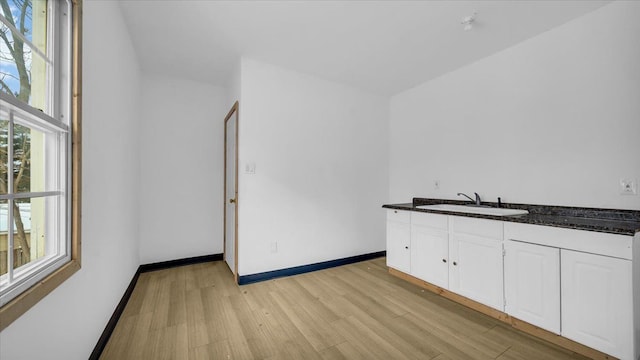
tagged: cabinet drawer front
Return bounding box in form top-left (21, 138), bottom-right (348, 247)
top-left (387, 209), bottom-right (410, 223)
top-left (411, 211), bottom-right (448, 230)
top-left (451, 216), bottom-right (503, 240)
top-left (504, 222), bottom-right (632, 260)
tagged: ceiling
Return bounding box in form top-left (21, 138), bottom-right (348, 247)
top-left (119, 0), bottom-right (611, 96)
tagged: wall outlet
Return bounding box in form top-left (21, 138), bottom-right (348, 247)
top-left (270, 242), bottom-right (278, 253)
top-left (619, 178), bottom-right (637, 195)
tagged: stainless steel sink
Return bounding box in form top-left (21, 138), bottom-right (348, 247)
top-left (416, 204), bottom-right (529, 216)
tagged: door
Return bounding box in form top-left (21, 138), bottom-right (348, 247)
top-left (561, 249), bottom-right (633, 359)
top-left (224, 102), bottom-right (239, 280)
top-left (504, 240), bottom-right (560, 334)
top-left (386, 210), bottom-right (411, 273)
top-left (410, 213), bottom-right (449, 288)
top-left (449, 217), bottom-right (504, 311)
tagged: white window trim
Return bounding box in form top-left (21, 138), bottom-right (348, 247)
top-left (0, 0), bottom-right (81, 330)
top-left (0, 0), bottom-right (71, 305)
top-left (0, 93), bottom-right (70, 307)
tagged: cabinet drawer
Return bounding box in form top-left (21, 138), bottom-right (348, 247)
top-left (451, 216), bottom-right (503, 240)
top-left (387, 209), bottom-right (410, 223)
top-left (504, 222), bottom-right (632, 260)
top-left (411, 211), bottom-right (448, 230)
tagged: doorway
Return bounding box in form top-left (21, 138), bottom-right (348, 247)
top-left (223, 101), bottom-right (239, 281)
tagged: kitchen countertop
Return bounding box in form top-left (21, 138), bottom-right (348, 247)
top-left (383, 198), bottom-right (640, 236)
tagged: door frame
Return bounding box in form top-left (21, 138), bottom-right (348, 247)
top-left (223, 101), bottom-right (239, 282)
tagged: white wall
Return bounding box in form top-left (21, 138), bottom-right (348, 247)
top-left (237, 58), bottom-right (389, 276)
top-left (390, 1), bottom-right (640, 210)
top-left (139, 75), bottom-right (228, 264)
top-left (0, 2), bottom-right (142, 359)
top-left (227, 59), bottom-right (241, 110)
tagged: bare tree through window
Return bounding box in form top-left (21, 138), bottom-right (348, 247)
top-left (1, 0), bottom-right (38, 270)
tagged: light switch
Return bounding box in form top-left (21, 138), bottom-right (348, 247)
top-left (245, 162), bottom-right (256, 174)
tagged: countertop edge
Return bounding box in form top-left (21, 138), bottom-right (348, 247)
top-left (382, 203), bottom-right (640, 237)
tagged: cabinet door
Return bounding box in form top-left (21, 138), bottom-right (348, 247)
top-left (386, 211), bottom-right (410, 273)
top-left (504, 240), bottom-right (560, 334)
top-left (411, 223), bottom-right (448, 288)
top-left (449, 231), bottom-right (504, 311)
top-left (561, 250), bottom-right (633, 360)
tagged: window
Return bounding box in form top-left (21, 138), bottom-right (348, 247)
top-left (0, 0), bottom-right (80, 329)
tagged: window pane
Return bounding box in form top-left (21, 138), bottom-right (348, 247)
top-left (0, 0), bottom-right (71, 312)
top-left (13, 197), bottom-right (47, 271)
top-left (0, 0), bottom-right (49, 113)
top-left (0, 199), bottom-right (7, 277)
top-left (0, 119), bottom-right (7, 195)
top-left (13, 123), bottom-right (46, 193)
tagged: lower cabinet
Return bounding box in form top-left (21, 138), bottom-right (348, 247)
top-left (449, 217), bottom-right (504, 311)
top-left (503, 240), bottom-right (560, 334)
top-left (386, 210), bottom-right (411, 274)
top-left (561, 249), bottom-right (634, 360)
top-left (505, 222), bottom-right (637, 359)
top-left (386, 211), bottom-right (638, 359)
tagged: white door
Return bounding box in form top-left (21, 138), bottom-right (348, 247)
top-left (386, 211), bottom-right (411, 274)
top-left (410, 224), bottom-right (448, 288)
top-left (224, 103), bottom-right (238, 278)
top-left (504, 240), bottom-right (560, 334)
top-left (561, 249), bottom-right (633, 360)
top-left (449, 232), bottom-right (504, 310)
top-left (449, 217), bottom-right (504, 310)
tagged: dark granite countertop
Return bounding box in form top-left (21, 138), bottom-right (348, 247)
top-left (383, 198), bottom-right (640, 236)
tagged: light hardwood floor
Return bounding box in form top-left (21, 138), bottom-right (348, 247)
top-left (100, 258), bottom-right (589, 360)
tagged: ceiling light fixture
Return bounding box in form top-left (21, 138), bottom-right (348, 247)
top-left (461, 12), bottom-right (477, 31)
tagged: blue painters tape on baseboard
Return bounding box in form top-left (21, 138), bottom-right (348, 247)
top-left (237, 250), bottom-right (386, 285)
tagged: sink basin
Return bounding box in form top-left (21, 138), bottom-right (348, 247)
top-left (416, 204), bottom-right (529, 217)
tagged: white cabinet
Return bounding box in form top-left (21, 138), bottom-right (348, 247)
top-left (386, 210), bottom-right (411, 274)
top-left (505, 222), bottom-right (637, 359)
top-left (389, 212), bottom-right (505, 311)
top-left (561, 249), bottom-right (634, 360)
top-left (386, 211), bottom-right (639, 359)
top-left (504, 240), bottom-right (560, 334)
top-left (410, 212), bottom-right (449, 288)
top-left (449, 217), bottom-right (504, 311)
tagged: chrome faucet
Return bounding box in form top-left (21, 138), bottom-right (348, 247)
top-left (457, 192), bottom-right (482, 206)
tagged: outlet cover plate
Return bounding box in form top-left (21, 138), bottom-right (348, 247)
top-left (619, 178), bottom-right (637, 195)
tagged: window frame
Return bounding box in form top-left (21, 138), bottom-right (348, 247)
top-left (0, 0), bottom-right (81, 331)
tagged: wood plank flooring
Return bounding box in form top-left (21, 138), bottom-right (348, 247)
top-left (100, 258), bottom-right (589, 360)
